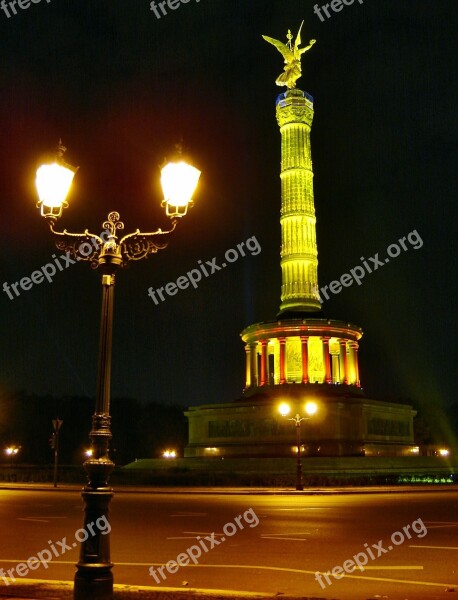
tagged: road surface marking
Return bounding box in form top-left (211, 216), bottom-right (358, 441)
top-left (145, 564), bottom-right (456, 588)
top-left (1, 560), bottom-right (454, 587)
top-left (170, 512), bottom-right (207, 517)
top-left (168, 531), bottom-right (230, 540)
top-left (183, 531), bottom-right (225, 536)
top-left (410, 545), bottom-right (458, 550)
top-left (261, 532), bottom-right (310, 535)
top-left (422, 523), bottom-right (458, 529)
top-left (18, 516), bottom-right (67, 521)
top-left (261, 533), bottom-right (310, 541)
top-left (261, 536), bottom-right (308, 541)
top-left (356, 566), bottom-right (424, 570)
top-left (425, 521), bottom-right (458, 524)
top-left (268, 507), bottom-right (332, 511)
top-left (0, 560), bottom-right (79, 565)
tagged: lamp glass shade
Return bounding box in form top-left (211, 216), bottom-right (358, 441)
top-left (305, 401), bottom-right (317, 416)
top-left (278, 402), bottom-right (291, 417)
top-left (161, 161), bottom-right (201, 208)
top-left (36, 162), bottom-right (76, 208)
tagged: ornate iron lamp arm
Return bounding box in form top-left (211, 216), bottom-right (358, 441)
top-left (118, 218), bottom-right (178, 266)
top-left (45, 211), bottom-right (179, 270)
top-left (47, 219), bottom-right (105, 268)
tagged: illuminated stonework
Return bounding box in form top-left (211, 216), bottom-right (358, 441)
top-left (277, 89), bottom-right (321, 314)
top-left (238, 86), bottom-right (365, 398)
top-left (241, 319), bottom-right (362, 390)
top-left (185, 77), bottom-right (416, 458)
top-left (239, 88), bottom-right (363, 394)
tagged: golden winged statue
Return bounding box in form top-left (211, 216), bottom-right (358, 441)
top-left (262, 21), bottom-right (316, 89)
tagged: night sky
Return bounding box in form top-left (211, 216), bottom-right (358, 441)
top-left (0, 2), bottom-right (457, 433)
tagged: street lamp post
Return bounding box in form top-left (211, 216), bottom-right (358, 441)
top-left (5, 446), bottom-right (20, 468)
top-left (278, 401), bottom-right (317, 491)
top-left (52, 417), bottom-right (63, 488)
top-left (35, 141), bottom-right (200, 600)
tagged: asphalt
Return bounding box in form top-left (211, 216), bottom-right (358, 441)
top-left (0, 579), bottom-right (323, 599)
top-left (1, 483), bottom-right (455, 599)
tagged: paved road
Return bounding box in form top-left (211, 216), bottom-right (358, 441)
top-left (0, 489), bottom-right (457, 599)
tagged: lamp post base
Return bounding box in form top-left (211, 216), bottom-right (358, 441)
top-left (74, 567), bottom-right (113, 600)
top-left (73, 471), bottom-right (114, 600)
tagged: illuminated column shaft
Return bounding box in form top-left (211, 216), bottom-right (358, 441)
top-left (350, 342), bottom-right (361, 387)
top-left (249, 343), bottom-right (258, 387)
top-left (260, 340), bottom-right (268, 386)
top-left (300, 336), bottom-right (309, 384)
top-left (277, 89), bottom-right (321, 314)
top-left (340, 340), bottom-right (349, 384)
top-left (322, 338), bottom-right (332, 384)
top-left (279, 338), bottom-right (286, 384)
top-left (244, 345), bottom-right (251, 388)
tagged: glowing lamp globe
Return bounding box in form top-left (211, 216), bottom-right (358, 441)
top-left (161, 160), bottom-right (201, 218)
top-left (36, 161), bottom-right (77, 218)
top-left (305, 401), bottom-right (318, 416)
top-left (278, 402), bottom-right (291, 417)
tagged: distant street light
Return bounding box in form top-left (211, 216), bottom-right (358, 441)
top-left (35, 140), bottom-right (200, 600)
top-left (162, 449), bottom-right (177, 458)
top-left (278, 401), bottom-right (318, 491)
top-left (5, 446), bottom-right (20, 467)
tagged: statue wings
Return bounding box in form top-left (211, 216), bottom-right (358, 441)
top-left (262, 34), bottom-right (294, 63)
top-left (263, 22), bottom-right (316, 89)
top-left (262, 21), bottom-right (312, 61)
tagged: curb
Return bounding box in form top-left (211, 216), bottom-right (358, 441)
top-left (0, 579), bottom-right (326, 600)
